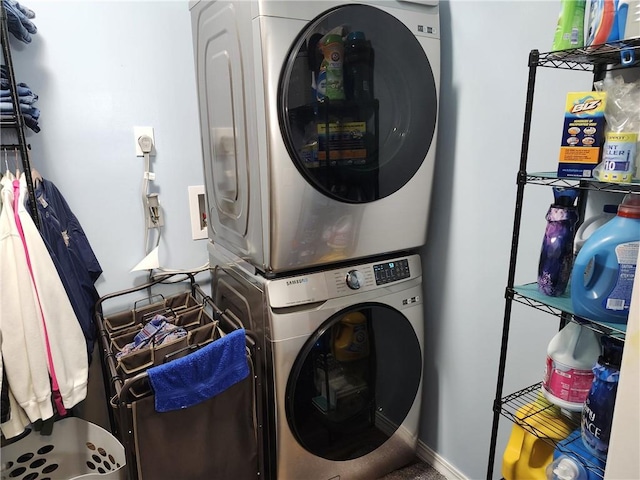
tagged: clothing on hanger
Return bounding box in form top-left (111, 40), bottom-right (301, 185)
top-left (0, 175), bottom-right (89, 439)
top-left (28, 176), bottom-right (103, 355)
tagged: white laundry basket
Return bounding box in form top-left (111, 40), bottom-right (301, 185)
top-left (1, 417), bottom-right (125, 480)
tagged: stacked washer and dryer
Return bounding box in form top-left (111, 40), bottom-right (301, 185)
top-left (189, 1), bottom-right (440, 479)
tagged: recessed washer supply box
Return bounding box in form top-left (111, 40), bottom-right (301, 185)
top-left (557, 91), bottom-right (607, 178)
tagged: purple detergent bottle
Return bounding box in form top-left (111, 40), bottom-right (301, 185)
top-left (538, 187), bottom-right (579, 296)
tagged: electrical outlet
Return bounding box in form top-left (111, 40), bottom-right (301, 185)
top-left (188, 185), bottom-right (207, 240)
top-left (134, 126), bottom-right (155, 156)
top-left (146, 193), bottom-right (164, 228)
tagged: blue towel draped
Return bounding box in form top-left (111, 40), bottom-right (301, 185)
top-left (147, 328), bottom-right (249, 413)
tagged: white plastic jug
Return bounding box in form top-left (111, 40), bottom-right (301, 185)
top-left (542, 322), bottom-right (601, 411)
top-left (620, 0), bottom-right (640, 40)
top-left (573, 204), bottom-right (618, 257)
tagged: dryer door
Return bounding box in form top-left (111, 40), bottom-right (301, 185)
top-left (285, 303), bottom-right (422, 460)
top-left (279, 4), bottom-right (438, 203)
top-left (193, 2), bottom-right (256, 252)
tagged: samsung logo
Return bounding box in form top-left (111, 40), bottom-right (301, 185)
top-left (286, 278), bottom-right (308, 286)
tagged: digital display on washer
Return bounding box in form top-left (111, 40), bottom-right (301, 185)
top-left (373, 259), bottom-right (410, 285)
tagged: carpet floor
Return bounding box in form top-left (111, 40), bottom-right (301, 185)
top-left (378, 460), bottom-right (448, 480)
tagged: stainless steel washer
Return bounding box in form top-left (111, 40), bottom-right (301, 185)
top-left (213, 253), bottom-right (424, 479)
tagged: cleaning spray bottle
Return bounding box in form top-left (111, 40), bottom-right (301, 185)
top-left (553, 0), bottom-right (587, 51)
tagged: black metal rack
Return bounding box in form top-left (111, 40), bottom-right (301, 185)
top-left (0, 1), bottom-right (39, 227)
top-left (486, 38), bottom-right (640, 480)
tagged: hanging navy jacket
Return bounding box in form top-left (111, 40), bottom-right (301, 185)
top-left (28, 178), bottom-right (102, 356)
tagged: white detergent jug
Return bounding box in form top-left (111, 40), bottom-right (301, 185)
top-left (573, 204), bottom-right (618, 257)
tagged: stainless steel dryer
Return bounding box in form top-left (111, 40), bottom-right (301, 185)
top-left (191, 1), bottom-right (440, 275)
top-left (213, 253), bottom-right (424, 480)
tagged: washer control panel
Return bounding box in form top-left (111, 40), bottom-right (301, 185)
top-left (373, 259), bottom-right (410, 285)
top-left (267, 254), bottom-right (421, 308)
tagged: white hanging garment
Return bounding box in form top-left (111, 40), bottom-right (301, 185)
top-left (16, 174), bottom-right (88, 410)
top-left (0, 176), bottom-right (53, 424)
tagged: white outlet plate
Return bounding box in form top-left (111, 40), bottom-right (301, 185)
top-left (134, 126), bottom-right (155, 156)
top-left (188, 185), bottom-right (207, 240)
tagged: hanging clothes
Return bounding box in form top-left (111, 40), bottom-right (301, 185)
top-left (0, 174), bottom-right (89, 439)
top-left (28, 177), bottom-right (103, 356)
top-left (0, 188), bottom-right (7, 425)
top-left (0, 174), bottom-right (53, 425)
top-left (13, 177), bottom-right (67, 417)
top-left (15, 175), bottom-right (88, 410)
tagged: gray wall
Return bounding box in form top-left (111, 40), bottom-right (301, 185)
top-left (7, 1), bottom-right (606, 479)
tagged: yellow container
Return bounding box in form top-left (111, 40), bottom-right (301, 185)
top-left (502, 398), bottom-right (573, 480)
top-left (333, 311), bottom-right (369, 362)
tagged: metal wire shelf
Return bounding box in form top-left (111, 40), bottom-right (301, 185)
top-left (499, 383), bottom-right (606, 480)
top-left (535, 39), bottom-right (640, 71)
top-left (488, 37), bottom-right (640, 480)
top-left (509, 284), bottom-right (627, 338)
top-left (525, 172), bottom-right (640, 195)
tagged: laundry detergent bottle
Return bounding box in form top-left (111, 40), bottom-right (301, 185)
top-left (571, 194), bottom-right (640, 324)
top-left (620, 0), bottom-right (640, 40)
top-left (333, 311), bottom-right (369, 362)
top-left (586, 0), bottom-right (621, 45)
top-left (546, 429), bottom-right (606, 480)
top-left (502, 395), bottom-right (574, 480)
top-left (581, 336), bottom-right (624, 460)
top-left (573, 204), bottom-right (618, 258)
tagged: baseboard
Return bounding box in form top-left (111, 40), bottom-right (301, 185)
top-left (416, 440), bottom-right (468, 480)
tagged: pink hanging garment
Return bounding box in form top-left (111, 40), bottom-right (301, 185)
top-left (12, 179), bottom-right (66, 417)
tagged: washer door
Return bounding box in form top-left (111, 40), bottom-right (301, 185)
top-left (279, 4), bottom-right (438, 203)
top-left (285, 303), bottom-right (422, 461)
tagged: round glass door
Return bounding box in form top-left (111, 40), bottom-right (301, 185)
top-left (279, 4), bottom-right (437, 203)
top-left (285, 304), bottom-right (422, 460)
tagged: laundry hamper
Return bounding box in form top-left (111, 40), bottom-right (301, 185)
top-left (0, 417), bottom-right (126, 480)
top-left (94, 273), bottom-right (264, 479)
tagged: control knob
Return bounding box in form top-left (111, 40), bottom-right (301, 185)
top-left (346, 270), bottom-right (365, 290)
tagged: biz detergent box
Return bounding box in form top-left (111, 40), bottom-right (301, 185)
top-left (557, 92), bottom-right (607, 178)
